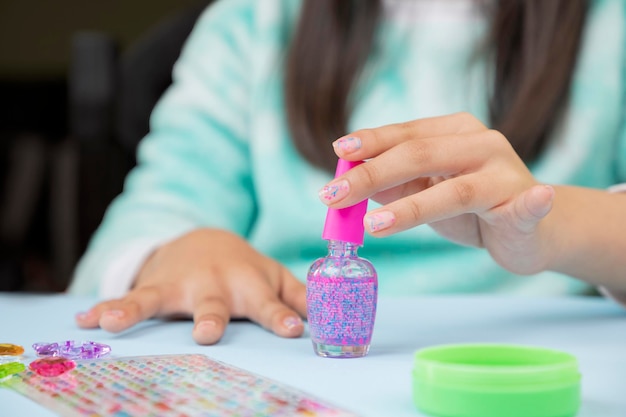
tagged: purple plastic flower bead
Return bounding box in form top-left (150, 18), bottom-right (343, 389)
top-left (32, 342), bottom-right (60, 357)
top-left (33, 341), bottom-right (111, 360)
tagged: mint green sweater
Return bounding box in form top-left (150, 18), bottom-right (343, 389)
top-left (70, 0), bottom-right (626, 297)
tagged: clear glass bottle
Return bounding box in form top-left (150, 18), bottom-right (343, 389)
top-left (307, 158), bottom-right (378, 358)
top-left (307, 239), bottom-right (378, 358)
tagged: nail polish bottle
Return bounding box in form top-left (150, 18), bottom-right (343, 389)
top-left (306, 158), bottom-right (378, 358)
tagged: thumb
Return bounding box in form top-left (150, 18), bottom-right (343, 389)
top-left (513, 184), bottom-right (555, 233)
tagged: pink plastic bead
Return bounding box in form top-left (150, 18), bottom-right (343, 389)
top-left (29, 357), bottom-right (76, 377)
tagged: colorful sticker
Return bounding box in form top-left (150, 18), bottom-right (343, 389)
top-left (2, 354), bottom-right (356, 417)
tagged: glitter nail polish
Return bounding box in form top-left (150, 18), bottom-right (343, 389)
top-left (307, 159), bottom-right (378, 358)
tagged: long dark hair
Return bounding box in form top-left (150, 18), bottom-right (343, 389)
top-left (285, 0), bottom-right (589, 173)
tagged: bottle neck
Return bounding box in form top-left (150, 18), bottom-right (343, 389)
top-left (327, 240), bottom-right (359, 257)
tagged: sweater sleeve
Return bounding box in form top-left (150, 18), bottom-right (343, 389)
top-left (69, 0), bottom-right (258, 297)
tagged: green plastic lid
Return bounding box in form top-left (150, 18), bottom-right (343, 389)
top-left (412, 344), bottom-right (581, 417)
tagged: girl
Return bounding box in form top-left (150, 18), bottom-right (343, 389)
top-left (70, 0), bottom-right (626, 344)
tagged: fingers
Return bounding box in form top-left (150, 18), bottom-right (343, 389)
top-left (243, 280), bottom-right (304, 338)
top-left (513, 185), bottom-right (555, 233)
top-left (278, 268), bottom-right (307, 318)
top-left (75, 268), bottom-right (305, 343)
top-left (362, 173), bottom-right (506, 236)
top-left (320, 131), bottom-right (507, 208)
top-left (75, 309), bottom-right (102, 329)
top-left (368, 177), bottom-right (432, 206)
top-left (192, 295), bottom-right (230, 345)
top-left (332, 112), bottom-right (486, 161)
top-left (188, 259), bottom-right (306, 340)
top-left (360, 176), bottom-right (548, 237)
top-left (251, 298), bottom-right (305, 338)
top-left (75, 286), bottom-right (163, 333)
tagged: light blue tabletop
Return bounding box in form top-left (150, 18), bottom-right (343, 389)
top-left (0, 293), bottom-right (625, 416)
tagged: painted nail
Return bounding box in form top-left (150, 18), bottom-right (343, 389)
top-left (364, 211), bottom-right (396, 232)
top-left (283, 316), bottom-right (302, 330)
top-left (318, 180), bottom-right (350, 203)
top-left (332, 137), bottom-right (362, 154)
top-left (103, 310), bottom-right (125, 318)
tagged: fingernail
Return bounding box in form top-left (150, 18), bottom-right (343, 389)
top-left (542, 184), bottom-right (555, 199)
top-left (103, 310), bottom-right (125, 319)
top-left (283, 316), bottom-right (302, 330)
top-left (332, 137), bottom-right (361, 154)
top-left (75, 311), bottom-right (93, 321)
top-left (318, 180), bottom-right (350, 203)
top-left (364, 211), bottom-right (396, 232)
top-left (196, 320), bottom-right (217, 330)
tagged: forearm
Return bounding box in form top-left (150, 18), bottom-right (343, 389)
top-left (548, 185), bottom-right (626, 292)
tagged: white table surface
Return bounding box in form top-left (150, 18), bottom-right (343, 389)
top-left (0, 293), bottom-right (625, 416)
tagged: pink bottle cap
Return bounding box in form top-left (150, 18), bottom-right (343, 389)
top-left (322, 158), bottom-right (368, 246)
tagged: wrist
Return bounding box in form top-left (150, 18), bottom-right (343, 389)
top-left (541, 185), bottom-right (573, 275)
top-left (543, 185), bottom-right (626, 291)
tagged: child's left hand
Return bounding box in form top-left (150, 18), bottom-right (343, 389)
top-left (319, 112), bottom-right (557, 275)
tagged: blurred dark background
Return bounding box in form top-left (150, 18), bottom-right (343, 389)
top-left (0, 0), bottom-right (212, 292)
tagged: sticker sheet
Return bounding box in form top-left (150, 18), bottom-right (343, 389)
top-left (2, 354), bottom-right (357, 417)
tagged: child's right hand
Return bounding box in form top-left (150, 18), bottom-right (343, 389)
top-left (75, 229), bottom-right (307, 344)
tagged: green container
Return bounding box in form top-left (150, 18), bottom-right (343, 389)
top-left (412, 344), bottom-right (581, 417)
